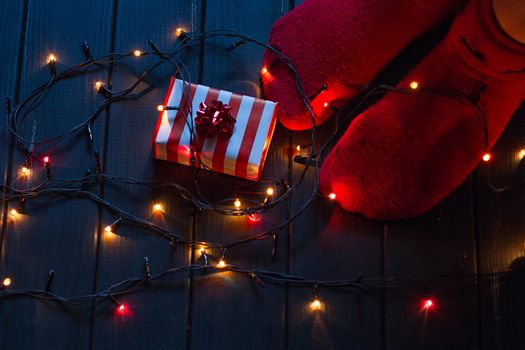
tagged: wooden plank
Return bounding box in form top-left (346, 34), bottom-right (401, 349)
top-left (474, 104), bottom-right (525, 349)
top-left (287, 122), bottom-right (385, 349)
top-left (0, 1), bottom-right (113, 349)
top-left (189, 1), bottom-right (290, 348)
top-left (0, 0), bottom-right (25, 265)
top-left (89, 1), bottom-right (201, 349)
top-left (0, 0), bottom-right (23, 192)
top-left (383, 182), bottom-right (479, 349)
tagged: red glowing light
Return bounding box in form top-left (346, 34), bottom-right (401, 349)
top-left (323, 102), bottom-right (329, 108)
top-left (328, 193), bottom-right (336, 200)
top-left (247, 213), bottom-right (261, 223)
top-left (261, 67), bottom-right (269, 75)
top-left (423, 298), bottom-right (434, 310)
top-left (117, 304), bottom-right (127, 315)
top-left (43, 156), bottom-right (50, 164)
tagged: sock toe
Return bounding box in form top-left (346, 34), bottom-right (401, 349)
top-left (319, 0), bottom-right (525, 220)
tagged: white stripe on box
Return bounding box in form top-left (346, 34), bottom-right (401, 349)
top-left (200, 90), bottom-right (233, 168)
top-left (222, 96), bottom-right (255, 176)
top-left (154, 79), bottom-right (184, 160)
top-left (246, 101), bottom-right (276, 179)
top-left (178, 84), bottom-right (210, 166)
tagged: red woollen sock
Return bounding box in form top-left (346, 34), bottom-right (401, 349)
top-left (320, 0), bottom-right (525, 220)
top-left (262, 0), bottom-right (466, 130)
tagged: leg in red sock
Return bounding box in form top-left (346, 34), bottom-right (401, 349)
top-left (320, 0), bottom-right (525, 220)
top-left (262, 0), bottom-right (466, 130)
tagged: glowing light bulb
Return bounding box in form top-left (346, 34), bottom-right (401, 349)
top-left (157, 105), bottom-right (165, 112)
top-left (3, 278), bottom-right (12, 287)
top-left (519, 149), bottom-right (525, 159)
top-left (234, 199), bottom-right (241, 209)
top-left (423, 298), bottom-right (435, 310)
top-left (309, 298), bottom-right (323, 311)
top-left (409, 81), bottom-right (419, 90)
top-left (266, 187), bottom-right (274, 196)
top-left (296, 145), bottom-right (302, 151)
top-left (217, 259), bottom-right (226, 268)
top-left (247, 213), bottom-right (260, 223)
top-left (175, 27), bottom-right (184, 37)
top-left (104, 225), bottom-right (112, 233)
top-left (482, 153), bottom-right (491, 162)
top-left (95, 81), bottom-right (104, 90)
top-left (20, 166), bottom-right (30, 177)
top-left (10, 209), bottom-right (18, 217)
top-left (328, 193), bottom-right (336, 200)
top-left (48, 54), bottom-right (56, 63)
top-left (199, 246), bottom-right (206, 254)
top-left (323, 102), bottom-right (329, 108)
top-left (133, 50), bottom-right (142, 57)
top-left (43, 156), bottom-right (50, 164)
top-left (153, 202), bottom-right (163, 213)
top-left (261, 67), bottom-right (269, 75)
top-left (117, 304), bottom-right (127, 315)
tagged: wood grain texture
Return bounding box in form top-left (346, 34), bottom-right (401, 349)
top-left (383, 183), bottom-right (480, 350)
top-left (0, 1), bottom-right (113, 349)
top-left (90, 1), bottom-right (201, 349)
top-left (288, 121), bottom-right (384, 350)
top-left (0, 0), bottom-right (25, 259)
top-left (189, 1), bottom-right (290, 349)
top-left (474, 104), bottom-right (525, 350)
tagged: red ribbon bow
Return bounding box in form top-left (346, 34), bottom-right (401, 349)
top-left (195, 100), bottom-right (236, 138)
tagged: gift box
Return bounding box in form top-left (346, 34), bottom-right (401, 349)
top-left (152, 78), bottom-right (278, 181)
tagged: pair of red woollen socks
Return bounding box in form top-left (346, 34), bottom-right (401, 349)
top-left (263, 0), bottom-right (525, 220)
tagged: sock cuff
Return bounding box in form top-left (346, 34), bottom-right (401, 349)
top-left (448, 0), bottom-right (525, 80)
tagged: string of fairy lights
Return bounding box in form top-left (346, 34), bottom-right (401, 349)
top-left (1, 28), bottom-right (524, 316)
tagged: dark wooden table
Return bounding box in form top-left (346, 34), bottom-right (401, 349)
top-left (1, 1), bottom-right (524, 349)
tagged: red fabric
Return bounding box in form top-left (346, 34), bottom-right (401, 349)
top-left (320, 0), bottom-right (525, 220)
top-left (262, 0), bottom-right (466, 130)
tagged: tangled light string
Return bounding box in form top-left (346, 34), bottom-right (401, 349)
top-left (2, 29), bottom-right (520, 314)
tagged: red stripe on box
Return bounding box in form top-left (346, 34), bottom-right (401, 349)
top-left (234, 99), bottom-right (266, 179)
top-left (193, 87), bottom-right (220, 163)
top-left (167, 82), bottom-right (198, 163)
top-left (211, 93), bottom-right (243, 174)
top-left (254, 104), bottom-right (278, 180)
top-left (152, 77), bottom-right (175, 157)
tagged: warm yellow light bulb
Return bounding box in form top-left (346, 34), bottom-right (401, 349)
top-left (199, 246), bottom-right (206, 254)
top-left (409, 81), bottom-right (419, 90)
top-left (296, 145), bottom-right (302, 151)
top-left (10, 209), bottom-right (17, 217)
top-left (234, 199), bottom-right (241, 209)
top-left (266, 187), bottom-right (274, 196)
top-left (309, 298), bottom-right (323, 311)
top-left (157, 105), bottom-right (165, 112)
top-left (95, 81), bottom-right (104, 90)
top-left (482, 153), bottom-right (491, 162)
top-left (153, 203), bottom-right (163, 213)
top-left (133, 50), bottom-right (142, 57)
top-left (20, 166), bottom-right (30, 177)
top-left (2, 278), bottom-right (11, 287)
top-left (48, 54), bottom-right (56, 63)
top-left (261, 67), bottom-right (269, 75)
top-left (104, 225), bottom-right (112, 233)
top-left (519, 149), bottom-right (525, 159)
top-left (217, 259), bottom-right (226, 268)
top-left (175, 27), bottom-right (184, 37)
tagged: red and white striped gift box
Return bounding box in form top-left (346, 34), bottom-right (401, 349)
top-left (152, 78), bottom-right (278, 181)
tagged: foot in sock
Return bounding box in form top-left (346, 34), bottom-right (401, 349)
top-left (262, 0), bottom-right (466, 130)
top-left (319, 0), bottom-right (525, 220)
